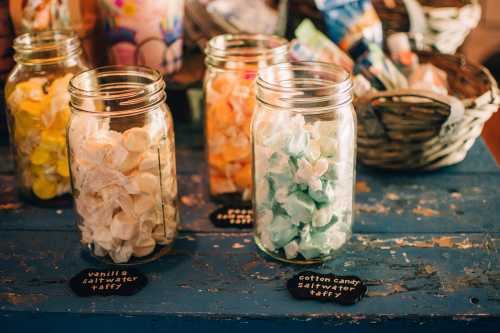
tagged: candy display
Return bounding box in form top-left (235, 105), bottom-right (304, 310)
top-left (253, 62), bottom-right (356, 263)
top-left (204, 34), bottom-right (288, 202)
top-left (68, 66), bottom-right (178, 264)
top-left (291, 19), bottom-right (353, 72)
top-left (315, 0), bottom-right (383, 51)
top-left (7, 74), bottom-right (73, 200)
top-left (4, 31), bottom-right (87, 202)
top-left (98, 0), bottom-right (184, 75)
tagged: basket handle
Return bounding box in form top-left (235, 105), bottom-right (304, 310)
top-left (355, 89), bottom-right (465, 138)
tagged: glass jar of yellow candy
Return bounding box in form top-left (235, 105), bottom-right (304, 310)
top-left (204, 34), bottom-right (288, 203)
top-left (5, 31), bottom-right (87, 204)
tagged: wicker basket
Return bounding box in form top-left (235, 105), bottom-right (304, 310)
top-left (354, 51), bottom-right (500, 170)
top-left (372, 0), bottom-right (481, 54)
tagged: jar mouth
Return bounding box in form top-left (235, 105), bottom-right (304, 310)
top-left (14, 30), bottom-right (81, 64)
top-left (69, 65), bottom-right (166, 116)
top-left (257, 61), bottom-right (353, 113)
top-left (205, 34), bottom-right (289, 68)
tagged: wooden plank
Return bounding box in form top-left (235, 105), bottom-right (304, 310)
top-left (0, 231), bottom-right (498, 323)
top-left (1, 172), bottom-right (499, 234)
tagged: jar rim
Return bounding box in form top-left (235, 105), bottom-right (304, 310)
top-left (13, 30), bottom-right (81, 64)
top-left (205, 34), bottom-right (289, 67)
top-left (69, 65), bottom-right (166, 116)
top-left (256, 61), bottom-right (353, 112)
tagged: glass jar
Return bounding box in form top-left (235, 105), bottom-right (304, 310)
top-left (68, 66), bottom-right (179, 265)
top-left (252, 62), bottom-right (356, 264)
top-left (204, 34), bottom-right (288, 203)
top-left (5, 30), bottom-right (87, 204)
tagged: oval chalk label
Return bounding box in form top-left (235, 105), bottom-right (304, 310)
top-left (287, 271), bottom-right (366, 305)
top-left (210, 205), bottom-right (253, 228)
top-left (69, 268), bottom-right (147, 297)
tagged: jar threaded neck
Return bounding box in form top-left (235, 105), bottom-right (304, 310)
top-left (13, 30), bottom-right (82, 65)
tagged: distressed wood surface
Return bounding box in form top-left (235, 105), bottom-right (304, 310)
top-left (0, 123), bottom-right (499, 332)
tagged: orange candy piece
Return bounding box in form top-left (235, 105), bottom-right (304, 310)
top-left (233, 163), bottom-right (252, 190)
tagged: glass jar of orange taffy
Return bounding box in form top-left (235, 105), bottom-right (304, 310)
top-left (204, 34), bottom-right (288, 202)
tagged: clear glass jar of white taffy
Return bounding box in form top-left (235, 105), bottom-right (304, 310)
top-left (68, 66), bottom-right (179, 265)
top-left (252, 62), bottom-right (357, 264)
top-left (5, 30), bottom-right (87, 204)
top-left (204, 34), bottom-right (288, 203)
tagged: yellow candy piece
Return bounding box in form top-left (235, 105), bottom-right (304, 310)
top-left (32, 176), bottom-right (58, 200)
top-left (40, 130), bottom-right (66, 152)
top-left (14, 110), bottom-right (40, 134)
top-left (56, 159), bottom-right (70, 178)
top-left (30, 147), bottom-right (51, 165)
top-left (31, 164), bottom-right (45, 177)
top-left (19, 99), bottom-right (46, 116)
top-left (49, 106), bottom-right (70, 132)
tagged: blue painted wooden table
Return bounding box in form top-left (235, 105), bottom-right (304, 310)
top-left (0, 121), bottom-right (499, 332)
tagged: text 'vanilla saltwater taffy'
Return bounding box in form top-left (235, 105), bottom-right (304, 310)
top-left (252, 62), bottom-right (357, 264)
top-left (204, 34), bottom-right (288, 203)
top-left (68, 66), bottom-right (179, 265)
top-left (5, 30), bottom-right (87, 204)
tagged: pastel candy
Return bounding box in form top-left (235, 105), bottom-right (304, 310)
top-left (110, 211), bottom-right (139, 240)
top-left (268, 215), bottom-right (298, 248)
top-left (109, 243), bottom-right (133, 264)
top-left (283, 191), bottom-right (315, 223)
top-left (135, 172), bottom-right (158, 194)
top-left (132, 237), bottom-right (156, 257)
top-left (93, 226), bottom-right (115, 251)
top-left (7, 75), bottom-right (74, 200)
top-left (308, 180), bottom-right (335, 204)
top-left (134, 194), bottom-right (156, 216)
top-left (254, 110), bottom-right (354, 261)
top-left (72, 120), bottom-right (179, 264)
top-left (312, 205), bottom-right (337, 228)
top-left (123, 127), bottom-right (151, 153)
top-left (284, 240), bottom-right (300, 259)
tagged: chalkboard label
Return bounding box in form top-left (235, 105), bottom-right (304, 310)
top-left (287, 271), bottom-right (366, 305)
top-left (210, 206), bottom-right (253, 228)
top-left (69, 268), bottom-right (147, 297)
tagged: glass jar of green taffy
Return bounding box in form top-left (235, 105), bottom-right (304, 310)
top-left (252, 62), bottom-right (356, 264)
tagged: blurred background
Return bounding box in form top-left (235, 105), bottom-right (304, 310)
top-left (0, 0), bottom-right (499, 160)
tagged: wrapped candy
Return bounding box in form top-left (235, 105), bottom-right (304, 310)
top-left (68, 66), bottom-right (179, 264)
top-left (291, 19), bottom-right (353, 72)
top-left (204, 34), bottom-right (288, 202)
top-left (5, 31), bottom-right (87, 203)
top-left (315, 0), bottom-right (383, 51)
top-left (253, 62), bottom-right (356, 263)
top-left (6, 74), bottom-right (73, 200)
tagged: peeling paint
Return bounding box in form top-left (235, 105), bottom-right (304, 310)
top-left (413, 206), bottom-right (439, 217)
top-left (356, 203), bottom-right (389, 214)
top-left (356, 180), bottom-right (371, 193)
top-left (0, 292), bottom-right (47, 305)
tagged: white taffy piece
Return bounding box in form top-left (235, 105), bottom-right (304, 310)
top-left (71, 117), bottom-right (179, 264)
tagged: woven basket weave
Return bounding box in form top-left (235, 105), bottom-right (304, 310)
top-left (354, 51), bottom-right (500, 170)
top-left (372, 0), bottom-right (481, 54)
